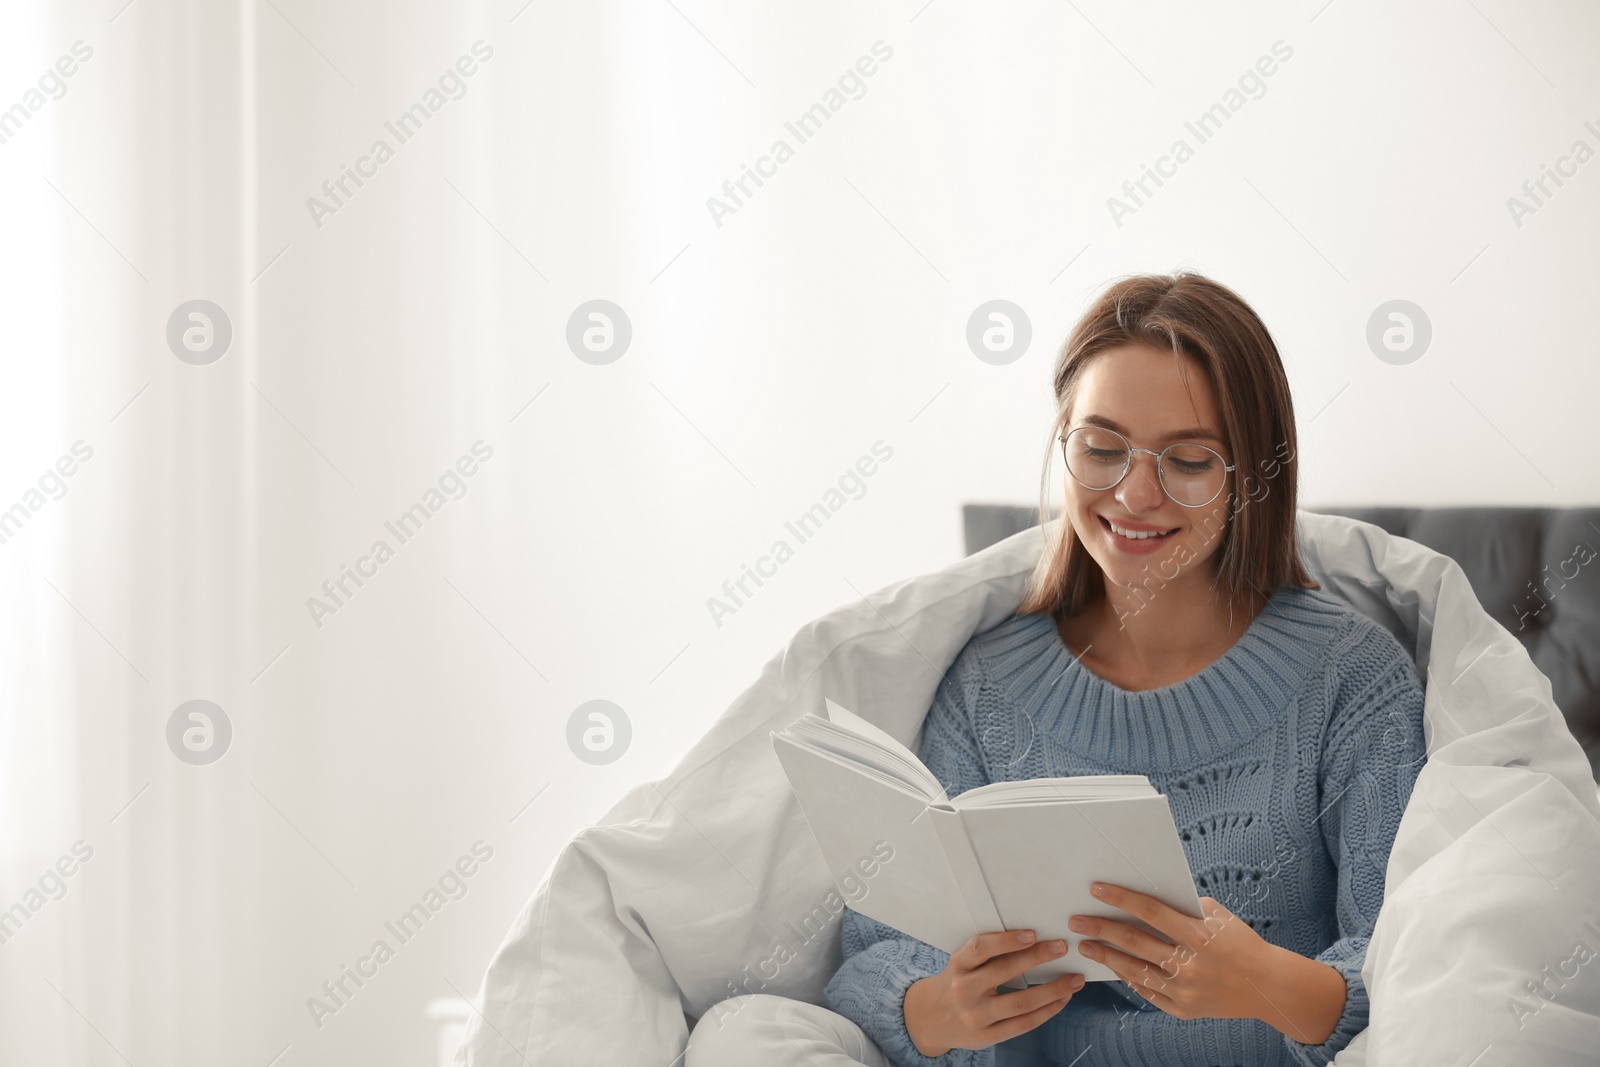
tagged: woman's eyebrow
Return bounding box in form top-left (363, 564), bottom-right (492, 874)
top-left (1080, 413), bottom-right (1223, 444)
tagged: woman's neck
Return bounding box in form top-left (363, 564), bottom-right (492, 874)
top-left (1057, 578), bottom-right (1269, 690)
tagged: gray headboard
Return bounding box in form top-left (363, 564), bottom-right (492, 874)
top-left (962, 504), bottom-right (1600, 781)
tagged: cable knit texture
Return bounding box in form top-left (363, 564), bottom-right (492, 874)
top-left (821, 583), bottom-right (1428, 1067)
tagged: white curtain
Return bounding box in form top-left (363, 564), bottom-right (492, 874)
top-left (2, 2), bottom-right (1595, 1065)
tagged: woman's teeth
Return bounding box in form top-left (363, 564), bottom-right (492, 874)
top-left (1104, 517), bottom-right (1177, 540)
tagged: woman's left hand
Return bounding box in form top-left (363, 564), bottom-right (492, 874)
top-left (1070, 882), bottom-right (1280, 1022)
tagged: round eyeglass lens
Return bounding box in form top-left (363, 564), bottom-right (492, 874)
top-left (1160, 442), bottom-right (1228, 506)
top-left (1062, 427), bottom-right (1129, 490)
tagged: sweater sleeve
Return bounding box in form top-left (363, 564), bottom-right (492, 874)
top-left (1283, 621), bottom-right (1428, 1067)
top-left (821, 647), bottom-right (997, 1067)
top-left (824, 909), bottom-right (991, 1067)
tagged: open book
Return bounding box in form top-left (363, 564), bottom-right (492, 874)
top-left (771, 697), bottom-right (1202, 987)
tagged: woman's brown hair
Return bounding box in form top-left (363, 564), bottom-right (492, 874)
top-left (1015, 270), bottom-right (1320, 621)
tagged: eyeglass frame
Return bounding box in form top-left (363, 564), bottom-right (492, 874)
top-left (1057, 425), bottom-right (1236, 508)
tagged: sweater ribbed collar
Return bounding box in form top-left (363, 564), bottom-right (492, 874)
top-left (983, 584), bottom-right (1344, 770)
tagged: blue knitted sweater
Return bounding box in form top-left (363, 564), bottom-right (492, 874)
top-left (822, 583), bottom-right (1428, 1067)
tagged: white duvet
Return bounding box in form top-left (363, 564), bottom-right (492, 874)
top-left (454, 510), bottom-right (1600, 1066)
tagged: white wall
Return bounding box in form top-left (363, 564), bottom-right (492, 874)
top-left (0, 1), bottom-right (1596, 1065)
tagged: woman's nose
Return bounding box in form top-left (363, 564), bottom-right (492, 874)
top-left (1115, 452), bottom-right (1166, 510)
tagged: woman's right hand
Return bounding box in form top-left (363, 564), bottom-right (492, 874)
top-left (902, 929), bottom-right (1086, 1057)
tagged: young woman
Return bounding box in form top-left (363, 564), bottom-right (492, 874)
top-left (686, 271), bottom-right (1428, 1067)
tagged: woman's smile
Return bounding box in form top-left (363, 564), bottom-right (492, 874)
top-left (1098, 513), bottom-right (1182, 553)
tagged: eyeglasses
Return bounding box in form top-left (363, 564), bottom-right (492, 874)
top-left (1058, 425), bottom-right (1235, 508)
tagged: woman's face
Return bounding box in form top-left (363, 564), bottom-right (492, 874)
top-left (1062, 345), bottom-right (1235, 594)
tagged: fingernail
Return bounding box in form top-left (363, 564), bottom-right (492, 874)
top-left (1069, 918), bottom-right (1087, 933)
top-left (1091, 882), bottom-right (1107, 897)
top-left (1019, 930), bottom-right (1035, 944)
top-left (1050, 940), bottom-right (1066, 955)
top-left (1071, 976), bottom-right (1085, 990)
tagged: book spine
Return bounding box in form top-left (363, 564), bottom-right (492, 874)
top-left (925, 805), bottom-right (1008, 943)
